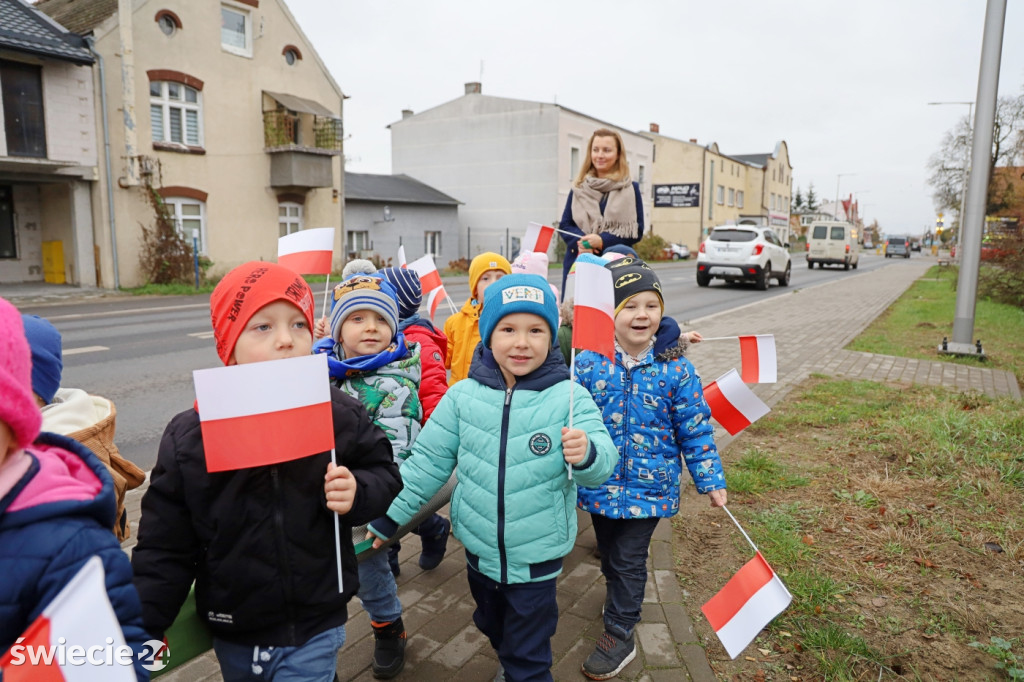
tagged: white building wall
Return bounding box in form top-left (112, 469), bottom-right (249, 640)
top-left (42, 62), bottom-right (98, 165)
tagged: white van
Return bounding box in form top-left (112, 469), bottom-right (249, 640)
top-left (806, 221), bottom-right (859, 270)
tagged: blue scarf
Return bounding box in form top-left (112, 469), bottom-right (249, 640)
top-left (313, 332), bottom-right (409, 382)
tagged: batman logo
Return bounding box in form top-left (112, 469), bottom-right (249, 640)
top-left (615, 272), bottom-right (642, 288)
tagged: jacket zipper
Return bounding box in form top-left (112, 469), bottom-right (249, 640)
top-left (619, 364), bottom-right (635, 511)
top-left (270, 466), bottom-right (298, 643)
top-left (497, 384), bottom-right (514, 584)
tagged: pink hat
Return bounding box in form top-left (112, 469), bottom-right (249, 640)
top-left (511, 250), bottom-right (549, 277)
top-left (0, 297), bottom-right (42, 450)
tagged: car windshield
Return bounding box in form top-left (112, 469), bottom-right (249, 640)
top-left (710, 229), bottom-right (757, 242)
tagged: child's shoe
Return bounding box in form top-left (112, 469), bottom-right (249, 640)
top-left (370, 618), bottom-right (406, 679)
top-left (581, 629), bottom-right (636, 680)
top-left (387, 542), bottom-right (401, 577)
top-left (418, 516), bottom-right (451, 570)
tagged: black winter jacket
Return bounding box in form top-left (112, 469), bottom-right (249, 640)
top-left (131, 387), bottom-right (401, 647)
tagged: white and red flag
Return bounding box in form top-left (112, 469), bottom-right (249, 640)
top-left (277, 227), bottom-right (335, 276)
top-left (571, 260), bottom-right (615, 361)
top-left (407, 254), bottom-right (448, 319)
top-left (0, 556), bottom-right (136, 681)
top-left (739, 335), bottom-right (777, 384)
top-left (703, 368), bottom-right (771, 435)
top-left (702, 551), bottom-right (792, 659)
top-left (194, 354), bottom-right (334, 472)
top-left (521, 222), bottom-right (555, 254)
top-left (397, 245), bottom-right (407, 268)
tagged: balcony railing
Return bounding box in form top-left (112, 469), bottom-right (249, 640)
top-left (263, 110), bottom-right (342, 155)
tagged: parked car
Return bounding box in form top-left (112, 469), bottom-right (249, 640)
top-left (911, 240), bottom-right (922, 252)
top-left (806, 221), bottom-right (859, 270)
top-left (667, 243), bottom-right (690, 260)
top-left (696, 225), bottom-right (791, 290)
top-left (885, 237), bottom-right (910, 258)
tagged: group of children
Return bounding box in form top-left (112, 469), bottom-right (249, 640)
top-left (0, 244), bottom-right (727, 682)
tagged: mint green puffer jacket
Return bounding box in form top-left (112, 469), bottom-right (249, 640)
top-left (370, 346), bottom-right (616, 584)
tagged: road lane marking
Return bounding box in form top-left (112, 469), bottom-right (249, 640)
top-left (63, 345), bottom-right (109, 355)
top-left (188, 331), bottom-right (215, 339)
top-left (44, 303), bottom-right (210, 321)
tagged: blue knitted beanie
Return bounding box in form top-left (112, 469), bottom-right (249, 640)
top-left (21, 314), bottom-right (63, 404)
top-left (479, 274), bottom-right (559, 348)
top-left (329, 275), bottom-right (400, 342)
top-left (377, 266), bottom-right (422, 320)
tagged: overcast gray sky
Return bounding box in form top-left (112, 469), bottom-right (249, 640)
top-left (288, 0), bottom-right (1024, 235)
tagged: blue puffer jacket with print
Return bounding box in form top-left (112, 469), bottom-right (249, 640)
top-left (574, 340), bottom-right (725, 519)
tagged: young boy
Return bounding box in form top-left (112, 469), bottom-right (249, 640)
top-left (368, 274), bottom-right (618, 682)
top-left (313, 274), bottom-right (426, 679)
top-left (443, 251), bottom-right (511, 385)
top-left (573, 257), bottom-right (727, 680)
top-left (130, 262), bottom-right (401, 681)
top-left (0, 298), bottom-right (149, 681)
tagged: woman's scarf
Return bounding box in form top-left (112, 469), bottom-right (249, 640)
top-left (313, 332), bottom-right (409, 381)
top-left (570, 174), bottom-right (639, 239)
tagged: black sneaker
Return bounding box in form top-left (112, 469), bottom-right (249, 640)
top-left (370, 617), bottom-right (406, 679)
top-left (581, 629), bottom-right (636, 680)
top-left (418, 516), bottom-right (451, 570)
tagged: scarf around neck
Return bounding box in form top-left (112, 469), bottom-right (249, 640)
top-left (313, 332), bottom-right (409, 381)
top-left (571, 174), bottom-right (639, 240)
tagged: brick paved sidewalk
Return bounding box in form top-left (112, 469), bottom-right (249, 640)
top-left (127, 257), bottom-right (1020, 681)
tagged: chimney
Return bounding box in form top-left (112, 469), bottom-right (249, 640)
top-left (649, 123), bottom-right (660, 133)
top-left (401, 109), bottom-right (414, 119)
top-left (465, 81), bottom-right (482, 95)
top-left (689, 138), bottom-right (697, 144)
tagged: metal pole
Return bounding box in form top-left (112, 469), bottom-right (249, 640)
top-left (951, 0), bottom-right (1006, 351)
top-left (505, 227), bottom-right (510, 260)
top-left (958, 102), bottom-right (974, 243)
top-left (467, 226), bottom-right (471, 260)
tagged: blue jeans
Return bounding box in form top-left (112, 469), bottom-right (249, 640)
top-left (357, 550), bottom-right (402, 623)
top-left (467, 564), bottom-right (557, 682)
top-left (212, 624), bottom-right (345, 681)
top-left (591, 514), bottom-right (661, 638)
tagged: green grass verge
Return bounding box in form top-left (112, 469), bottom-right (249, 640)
top-left (123, 282), bottom-right (216, 295)
top-left (847, 265), bottom-right (1024, 385)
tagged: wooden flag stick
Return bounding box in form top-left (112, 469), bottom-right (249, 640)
top-left (697, 336), bottom-right (740, 342)
top-left (566, 347), bottom-right (576, 481)
top-left (321, 274), bottom-right (332, 322)
top-left (721, 505), bottom-right (760, 555)
top-left (329, 447), bottom-right (344, 593)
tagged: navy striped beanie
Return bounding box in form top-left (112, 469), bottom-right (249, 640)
top-left (377, 266), bottom-right (422, 320)
top-left (329, 275), bottom-right (400, 341)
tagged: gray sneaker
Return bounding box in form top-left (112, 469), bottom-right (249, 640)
top-left (581, 630), bottom-right (636, 680)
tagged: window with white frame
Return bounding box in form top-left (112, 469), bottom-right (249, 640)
top-left (425, 231), bottom-right (442, 256)
top-left (727, 188), bottom-right (735, 207)
top-left (770, 193), bottom-right (776, 211)
top-left (346, 230), bottom-right (370, 255)
top-left (638, 164), bottom-right (646, 187)
top-left (716, 185), bottom-right (724, 205)
top-left (150, 81), bottom-right (202, 146)
top-left (278, 203), bottom-right (302, 237)
top-left (165, 197), bottom-right (206, 254)
top-left (570, 147), bottom-right (580, 181)
top-left (221, 4), bottom-right (252, 56)
top-left (737, 190), bottom-right (744, 209)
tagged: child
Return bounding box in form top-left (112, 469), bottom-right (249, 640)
top-left (21, 314), bottom-right (145, 541)
top-left (368, 274), bottom-right (618, 682)
top-left (313, 274), bottom-right (426, 679)
top-left (0, 298), bottom-right (149, 681)
top-left (573, 257), bottom-right (727, 680)
top-left (443, 252), bottom-right (511, 385)
top-left (130, 262), bottom-right (401, 681)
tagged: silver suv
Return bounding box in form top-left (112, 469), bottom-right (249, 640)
top-left (885, 237), bottom-right (910, 258)
top-left (696, 226), bottom-right (792, 290)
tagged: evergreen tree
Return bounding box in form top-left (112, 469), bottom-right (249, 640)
top-left (806, 183), bottom-right (819, 211)
top-left (792, 187), bottom-right (805, 211)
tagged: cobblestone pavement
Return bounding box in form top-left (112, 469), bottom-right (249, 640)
top-left (125, 257), bottom-right (1019, 681)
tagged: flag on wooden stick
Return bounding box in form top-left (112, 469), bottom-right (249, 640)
top-left (521, 222), bottom-right (555, 254)
top-left (739, 335), bottom-right (777, 383)
top-left (277, 227), bottom-right (335, 275)
top-left (703, 368), bottom-right (771, 435)
top-left (571, 259), bottom-right (616, 361)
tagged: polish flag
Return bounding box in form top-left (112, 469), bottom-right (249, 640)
top-left (0, 557), bottom-right (136, 681)
top-left (521, 222), bottom-right (555, 254)
top-left (407, 255), bottom-right (443, 296)
top-left (194, 354), bottom-right (334, 472)
top-left (278, 227), bottom-right (335, 275)
top-left (739, 335), bottom-right (777, 384)
top-left (702, 552), bottom-right (792, 659)
top-left (572, 260), bottom-right (615, 361)
top-left (425, 286), bottom-right (448, 320)
top-left (703, 369), bottom-right (771, 435)
top-left (397, 245), bottom-right (407, 269)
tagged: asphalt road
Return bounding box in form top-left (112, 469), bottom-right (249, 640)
top-left (16, 252), bottom-right (909, 470)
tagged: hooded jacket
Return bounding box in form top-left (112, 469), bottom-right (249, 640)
top-left (370, 345), bottom-right (617, 584)
top-left (574, 339), bottom-right (725, 519)
top-left (443, 297), bottom-right (483, 386)
top-left (400, 315), bottom-right (448, 421)
top-left (0, 433), bottom-right (150, 681)
top-left (130, 388), bottom-right (400, 647)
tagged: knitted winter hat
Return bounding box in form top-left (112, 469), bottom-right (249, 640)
top-left (0, 298), bottom-right (42, 450)
top-left (604, 256), bottom-right (663, 315)
top-left (469, 252), bottom-right (511, 301)
top-left (329, 275), bottom-right (400, 342)
top-left (210, 261), bottom-right (315, 365)
top-left (602, 244), bottom-right (639, 258)
top-left (342, 258), bottom-right (377, 280)
top-left (511, 250), bottom-right (549, 278)
top-left (21, 314), bottom-right (63, 404)
top-left (479, 274), bottom-right (559, 347)
top-left (377, 266), bottom-right (422, 320)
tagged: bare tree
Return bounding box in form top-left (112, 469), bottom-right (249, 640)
top-left (927, 93), bottom-right (1024, 228)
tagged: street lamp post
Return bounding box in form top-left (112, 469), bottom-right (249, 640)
top-left (928, 100), bottom-right (974, 243)
top-left (834, 173), bottom-right (856, 220)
